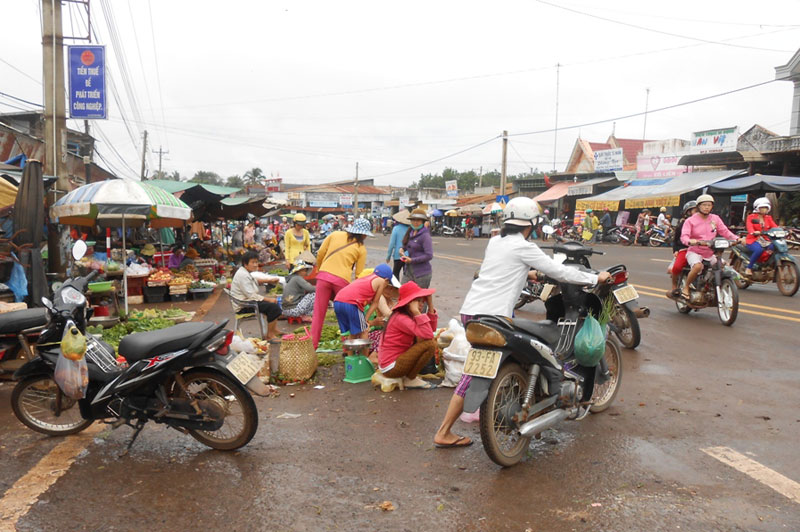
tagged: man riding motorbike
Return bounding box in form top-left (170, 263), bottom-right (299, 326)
top-left (744, 197), bottom-right (778, 277)
top-left (432, 197), bottom-right (610, 448)
top-left (679, 194), bottom-right (744, 299)
top-left (667, 200), bottom-right (697, 298)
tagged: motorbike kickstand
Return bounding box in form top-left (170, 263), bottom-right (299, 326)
top-left (575, 405), bottom-right (592, 421)
top-left (118, 420), bottom-right (146, 458)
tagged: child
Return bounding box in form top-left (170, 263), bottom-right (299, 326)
top-left (375, 281), bottom-right (438, 390)
top-left (333, 263), bottom-right (400, 341)
top-left (281, 262), bottom-right (316, 320)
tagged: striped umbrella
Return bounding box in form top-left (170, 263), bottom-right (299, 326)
top-left (50, 179), bottom-right (191, 228)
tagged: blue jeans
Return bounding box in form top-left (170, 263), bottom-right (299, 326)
top-left (746, 241), bottom-right (774, 269)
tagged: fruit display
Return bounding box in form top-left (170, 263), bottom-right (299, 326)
top-left (190, 280), bottom-right (216, 290)
top-left (168, 274), bottom-right (193, 287)
top-left (200, 269), bottom-right (216, 282)
top-left (147, 269), bottom-right (172, 285)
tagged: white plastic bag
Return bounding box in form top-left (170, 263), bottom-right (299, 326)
top-left (441, 319), bottom-right (470, 387)
top-left (54, 352), bottom-right (88, 399)
top-left (230, 334), bottom-right (256, 354)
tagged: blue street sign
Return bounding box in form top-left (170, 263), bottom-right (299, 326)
top-left (68, 45), bottom-right (107, 119)
top-left (730, 194), bottom-right (748, 203)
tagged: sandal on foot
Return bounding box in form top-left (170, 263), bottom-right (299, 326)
top-left (435, 436), bottom-right (473, 449)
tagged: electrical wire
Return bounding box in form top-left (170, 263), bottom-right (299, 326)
top-left (126, 0), bottom-right (159, 149)
top-left (147, 0), bottom-right (169, 151)
top-left (509, 79), bottom-right (777, 138)
top-left (535, 0), bottom-right (794, 53)
top-left (0, 91), bottom-right (43, 108)
top-left (0, 58), bottom-right (41, 85)
top-left (508, 141), bottom-right (533, 170)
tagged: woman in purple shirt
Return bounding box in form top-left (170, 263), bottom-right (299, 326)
top-left (399, 209), bottom-right (434, 289)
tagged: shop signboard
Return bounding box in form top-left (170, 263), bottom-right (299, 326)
top-left (690, 127), bottom-right (738, 154)
top-left (339, 194), bottom-right (353, 207)
top-left (68, 45), bottom-right (106, 119)
top-left (445, 180), bottom-right (458, 197)
top-left (399, 196), bottom-right (410, 207)
top-left (731, 194), bottom-right (748, 203)
top-left (593, 148), bottom-right (623, 172)
top-left (309, 201), bottom-right (338, 208)
top-left (636, 153), bottom-right (688, 179)
top-left (625, 196), bottom-right (681, 209)
top-left (265, 178), bottom-right (282, 192)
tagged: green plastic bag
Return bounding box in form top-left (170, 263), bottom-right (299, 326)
top-left (574, 315), bottom-right (606, 367)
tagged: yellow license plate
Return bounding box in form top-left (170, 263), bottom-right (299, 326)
top-left (613, 285), bottom-right (638, 304)
top-left (463, 349), bottom-right (503, 379)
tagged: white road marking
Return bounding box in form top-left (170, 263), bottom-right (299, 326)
top-left (0, 424), bottom-right (102, 528)
top-left (650, 258), bottom-right (672, 263)
top-left (456, 243), bottom-right (470, 246)
top-left (702, 446), bottom-right (800, 505)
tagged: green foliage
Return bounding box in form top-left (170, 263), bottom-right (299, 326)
top-left (226, 174), bottom-right (245, 188)
top-left (778, 192), bottom-right (800, 224)
top-left (411, 167), bottom-right (546, 191)
top-left (190, 171), bottom-right (223, 185)
top-left (243, 167), bottom-right (264, 186)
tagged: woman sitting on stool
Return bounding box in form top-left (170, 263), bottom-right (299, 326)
top-left (374, 281), bottom-right (438, 390)
top-left (281, 261), bottom-right (316, 321)
top-left (230, 250), bottom-right (282, 343)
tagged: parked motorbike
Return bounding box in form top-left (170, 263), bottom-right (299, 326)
top-left (728, 227), bottom-right (799, 296)
top-left (540, 233), bottom-right (647, 349)
top-left (311, 233), bottom-right (327, 254)
top-left (0, 308), bottom-right (49, 381)
top-left (674, 238), bottom-right (739, 326)
top-left (599, 226), bottom-right (621, 244)
top-left (786, 227), bottom-right (800, 250)
top-left (11, 247), bottom-right (258, 451)
top-left (442, 225), bottom-right (464, 238)
top-left (647, 226), bottom-right (673, 247)
top-left (618, 225), bottom-right (636, 246)
top-left (514, 277), bottom-right (544, 310)
top-left (463, 269), bottom-right (623, 467)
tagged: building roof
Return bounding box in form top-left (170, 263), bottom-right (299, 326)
top-left (614, 138), bottom-right (649, 166)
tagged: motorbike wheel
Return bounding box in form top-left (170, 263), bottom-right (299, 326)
top-left (514, 294), bottom-right (530, 310)
top-left (777, 261), bottom-right (800, 297)
top-left (648, 237), bottom-right (661, 248)
top-left (676, 275), bottom-right (692, 314)
top-left (612, 303), bottom-right (641, 349)
top-left (620, 230), bottom-right (634, 246)
top-left (11, 375), bottom-right (94, 436)
top-left (479, 362), bottom-right (531, 467)
top-left (177, 370), bottom-right (258, 450)
top-left (716, 278), bottom-right (739, 326)
top-left (730, 257), bottom-right (751, 289)
top-left (591, 336), bottom-right (623, 413)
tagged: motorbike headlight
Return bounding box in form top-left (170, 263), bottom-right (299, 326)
top-left (60, 286), bottom-right (86, 305)
top-left (714, 240), bottom-right (730, 249)
top-left (465, 322), bottom-right (507, 347)
top-left (772, 230), bottom-right (787, 238)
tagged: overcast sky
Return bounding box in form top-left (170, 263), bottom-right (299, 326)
top-left (2, 0), bottom-right (799, 186)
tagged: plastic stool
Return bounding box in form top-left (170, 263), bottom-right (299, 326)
top-left (343, 355), bottom-right (375, 384)
top-left (286, 316), bottom-right (303, 325)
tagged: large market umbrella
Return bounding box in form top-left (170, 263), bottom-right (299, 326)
top-left (12, 160), bottom-right (47, 305)
top-left (483, 202), bottom-right (504, 215)
top-left (430, 209), bottom-right (444, 217)
top-left (445, 209), bottom-right (459, 216)
top-left (51, 179), bottom-right (192, 313)
top-left (458, 204), bottom-right (483, 216)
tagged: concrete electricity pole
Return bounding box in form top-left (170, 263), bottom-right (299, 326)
top-left (154, 145), bottom-right (169, 178)
top-left (500, 130), bottom-right (508, 198)
top-left (353, 162), bottom-right (359, 218)
top-left (42, 0), bottom-right (68, 274)
top-left (139, 130), bottom-right (148, 180)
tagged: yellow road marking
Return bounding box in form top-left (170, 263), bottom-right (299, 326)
top-left (702, 446), bottom-right (800, 505)
top-left (634, 288), bottom-right (800, 323)
top-left (0, 424), bottom-right (103, 528)
top-left (632, 283), bottom-right (800, 316)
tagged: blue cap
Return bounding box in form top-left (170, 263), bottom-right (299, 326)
top-left (373, 263), bottom-right (401, 287)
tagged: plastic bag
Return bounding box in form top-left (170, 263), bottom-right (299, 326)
top-left (60, 325), bottom-right (87, 361)
top-left (573, 315), bottom-right (606, 367)
top-left (441, 319), bottom-right (471, 387)
top-left (54, 352), bottom-right (88, 399)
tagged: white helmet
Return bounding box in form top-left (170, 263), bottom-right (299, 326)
top-left (502, 197), bottom-right (541, 227)
top-left (753, 197), bottom-right (771, 212)
top-left (696, 194), bottom-right (714, 205)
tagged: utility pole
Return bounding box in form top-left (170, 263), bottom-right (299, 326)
top-left (553, 63), bottom-right (560, 173)
top-left (139, 130), bottom-right (148, 180)
top-left (353, 162), bottom-right (359, 218)
top-left (478, 166), bottom-right (483, 188)
top-left (500, 131), bottom-right (508, 198)
top-left (43, 0), bottom-right (68, 275)
top-left (642, 88), bottom-right (651, 139)
top-left (153, 145), bottom-right (169, 178)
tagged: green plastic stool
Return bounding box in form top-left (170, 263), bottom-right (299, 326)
top-left (343, 355), bottom-right (375, 384)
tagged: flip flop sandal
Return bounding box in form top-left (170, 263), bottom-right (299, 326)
top-left (435, 436), bottom-right (473, 449)
top-left (406, 381), bottom-right (437, 390)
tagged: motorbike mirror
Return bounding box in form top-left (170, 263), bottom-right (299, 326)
top-left (41, 297), bottom-right (54, 310)
top-left (72, 240), bottom-right (87, 261)
top-left (542, 225), bottom-right (555, 235)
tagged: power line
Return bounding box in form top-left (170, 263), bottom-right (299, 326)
top-left (508, 141), bottom-right (532, 169)
top-left (509, 79), bottom-right (777, 138)
top-left (0, 58), bottom-right (40, 85)
top-left (535, 0), bottom-right (794, 53)
top-left (0, 91), bottom-right (43, 108)
top-left (147, 0), bottom-right (169, 151)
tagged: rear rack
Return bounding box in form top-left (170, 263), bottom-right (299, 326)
top-left (554, 318), bottom-right (579, 359)
top-left (86, 335), bottom-right (124, 373)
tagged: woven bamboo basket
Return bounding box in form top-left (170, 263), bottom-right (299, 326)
top-left (278, 337), bottom-right (317, 381)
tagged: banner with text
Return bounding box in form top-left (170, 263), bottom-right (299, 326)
top-left (68, 45), bottom-right (106, 119)
top-left (636, 153), bottom-right (689, 179)
top-left (445, 180), bottom-right (458, 197)
top-left (593, 148), bottom-right (623, 172)
top-left (690, 127), bottom-right (738, 154)
top-left (339, 194), bottom-right (353, 207)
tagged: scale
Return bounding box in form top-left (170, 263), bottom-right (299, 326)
top-left (341, 338), bottom-right (375, 384)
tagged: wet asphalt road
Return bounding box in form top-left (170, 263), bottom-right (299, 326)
top-left (1, 235), bottom-right (798, 531)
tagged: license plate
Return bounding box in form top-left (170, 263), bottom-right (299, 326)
top-left (226, 352), bottom-right (263, 384)
top-left (613, 285), bottom-right (638, 304)
top-left (463, 349), bottom-right (503, 379)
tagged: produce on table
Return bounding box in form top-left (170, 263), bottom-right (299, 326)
top-left (128, 308), bottom-right (190, 320)
top-left (169, 275), bottom-right (194, 286)
top-left (105, 261), bottom-right (122, 272)
top-left (268, 268), bottom-right (288, 276)
top-left (147, 269), bottom-right (172, 283)
top-left (190, 280), bottom-right (216, 290)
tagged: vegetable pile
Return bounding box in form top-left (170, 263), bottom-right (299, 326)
top-left (128, 308), bottom-right (190, 320)
top-left (87, 317), bottom-right (174, 352)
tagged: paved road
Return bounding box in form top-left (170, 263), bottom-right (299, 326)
top-left (1, 235), bottom-right (797, 531)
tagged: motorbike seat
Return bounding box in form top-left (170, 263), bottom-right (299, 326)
top-left (119, 322), bottom-right (218, 362)
top-left (0, 308), bottom-right (48, 334)
top-left (510, 319), bottom-right (561, 345)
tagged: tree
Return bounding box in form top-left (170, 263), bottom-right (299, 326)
top-left (226, 174), bottom-right (245, 188)
top-left (167, 170), bottom-right (182, 181)
top-left (411, 167), bottom-right (543, 192)
top-left (190, 171), bottom-right (222, 186)
top-left (243, 167), bottom-right (264, 186)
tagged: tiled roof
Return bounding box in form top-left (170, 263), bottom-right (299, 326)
top-left (614, 138), bottom-right (649, 164)
top-left (588, 142), bottom-right (611, 153)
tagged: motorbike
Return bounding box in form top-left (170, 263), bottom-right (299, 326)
top-left (11, 246), bottom-right (259, 451)
top-left (728, 227), bottom-right (799, 296)
top-left (540, 234), bottom-right (647, 349)
top-left (647, 226), bottom-right (673, 247)
top-left (311, 234), bottom-right (327, 254)
top-left (514, 277), bottom-right (544, 310)
top-left (674, 238), bottom-right (739, 326)
top-left (442, 225), bottom-right (464, 238)
top-left (618, 224), bottom-right (636, 246)
top-left (382, 225), bottom-right (391, 236)
top-left (462, 269), bottom-right (623, 467)
top-left (0, 307), bottom-right (49, 381)
top-left (786, 227), bottom-right (800, 250)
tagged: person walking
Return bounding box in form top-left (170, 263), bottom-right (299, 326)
top-left (399, 209), bottom-right (434, 288)
top-left (386, 210), bottom-right (411, 279)
top-left (310, 219), bottom-right (371, 349)
top-left (284, 214), bottom-right (311, 266)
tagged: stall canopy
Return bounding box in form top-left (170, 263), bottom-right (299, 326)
top-left (532, 181), bottom-right (571, 204)
top-left (204, 196), bottom-right (269, 220)
top-left (567, 176), bottom-right (621, 196)
top-left (147, 179), bottom-right (241, 218)
top-left (576, 170), bottom-right (746, 211)
top-left (707, 174), bottom-right (800, 193)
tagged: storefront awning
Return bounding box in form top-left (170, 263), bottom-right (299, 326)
top-left (707, 174), bottom-right (800, 193)
top-left (568, 176), bottom-right (620, 196)
top-left (532, 182), bottom-right (571, 203)
top-left (576, 169), bottom-right (746, 211)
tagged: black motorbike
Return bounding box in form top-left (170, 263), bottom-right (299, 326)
top-left (11, 270), bottom-right (258, 451)
top-left (463, 270), bottom-right (623, 467)
top-left (0, 307), bottom-right (49, 380)
top-left (674, 238), bottom-right (739, 326)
